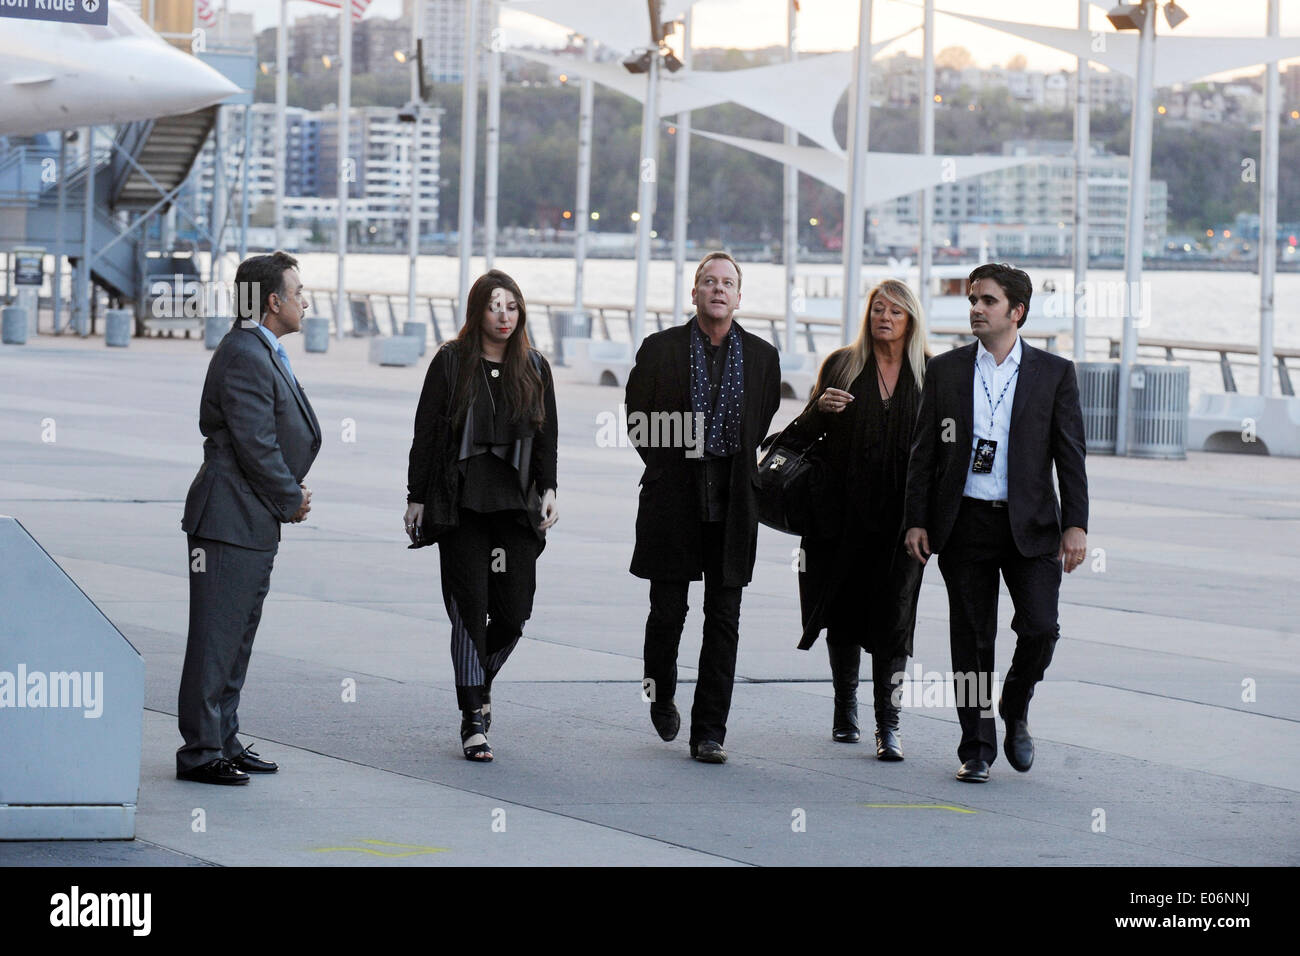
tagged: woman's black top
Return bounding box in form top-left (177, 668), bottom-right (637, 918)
top-left (793, 351), bottom-right (917, 541)
top-left (788, 349), bottom-right (923, 653)
top-left (460, 358), bottom-right (555, 512)
top-left (407, 344), bottom-right (558, 515)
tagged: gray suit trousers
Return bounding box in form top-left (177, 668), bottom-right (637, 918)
top-left (177, 534), bottom-right (277, 773)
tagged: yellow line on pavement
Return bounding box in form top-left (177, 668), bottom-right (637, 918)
top-left (861, 804), bottom-right (976, 814)
top-left (313, 839), bottom-right (451, 857)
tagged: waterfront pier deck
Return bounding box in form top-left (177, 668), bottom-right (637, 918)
top-left (1, 333), bottom-right (1297, 866)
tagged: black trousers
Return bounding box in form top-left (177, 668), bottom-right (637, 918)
top-left (643, 521), bottom-right (744, 746)
top-left (937, 498), bottom-right (1062, 765)
top-left (438, 508), bottom-right (538, 711)
top-left (177, 535), bottom-right (277, 773)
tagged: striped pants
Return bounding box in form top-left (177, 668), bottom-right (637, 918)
top-left (438, 508), bottom-right (538, 711)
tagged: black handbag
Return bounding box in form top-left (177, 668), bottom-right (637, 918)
top-left (755, 422), bottom-right (823, 535)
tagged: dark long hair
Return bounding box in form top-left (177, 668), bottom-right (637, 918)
top-left (450, 270), bottom-right (545, 428)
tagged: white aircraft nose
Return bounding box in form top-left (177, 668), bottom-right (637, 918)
top-left (109, 39), bottom-right (242, 117)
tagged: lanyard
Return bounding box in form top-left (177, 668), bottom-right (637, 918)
top-left (976, 360), bottom-right (1019, 432)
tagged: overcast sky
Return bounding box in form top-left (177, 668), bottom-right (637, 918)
top-left (223, 0), bottom-right (1300, 75)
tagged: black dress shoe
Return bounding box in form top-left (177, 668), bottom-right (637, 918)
top-left (832, 717), bottom-right (861, 743)
top-left (998, 699), bottom-right (1034, 772)
top-left (232, 748), bottom-right (278, 774)
top-left (650, 702), bottom-right (680, 742)
top-left (874, 727), bottom-right (904, 761)
top-left (177, 758), bottom-right (250, 786)
top-left (690, 740), bottom-right (727, 764)
top-left (955, 758), bottom-right (989, 782)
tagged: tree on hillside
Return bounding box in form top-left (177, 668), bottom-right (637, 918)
top-left (936, 46), bottom-right (973, 70)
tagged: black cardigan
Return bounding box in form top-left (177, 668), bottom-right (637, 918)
top-left (407, 342), bottom-right (557, 531)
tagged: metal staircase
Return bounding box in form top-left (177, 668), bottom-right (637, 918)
top-left (109, 107), bottom-right (217, 209)
top-left (0, 106), bottom-right (218, 304)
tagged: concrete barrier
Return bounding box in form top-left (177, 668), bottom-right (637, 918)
top-left (204, 315), bottom-right (229, 350)
top-left (0, 516), bottom-right (144, 839)
top-left (551, 310), bottom-right (591, 366)
top-left (1190, 393), bottom-right (1300, 457)
top-left (105, 309), bottom-right (132, 348)
top-left (304, 316), bottom-right (330, 353)
top-left (565, 338), bottom-right (634, 387)
top-left (369, 335), bottom-right (421, 367)
top-left (779, 351), bottom-right (820, 402)
top-left (402, 322), bottom-right (427, 356)
top-left (2, 306), bottom-right (28, 345)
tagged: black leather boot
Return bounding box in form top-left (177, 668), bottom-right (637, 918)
top-left (872, 653), bottom-right (907, 760)
top-left (827, 642), bottom-right (861, 743)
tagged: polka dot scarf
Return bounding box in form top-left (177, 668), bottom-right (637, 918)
top-left (689, 318), bottom-right (745, 457)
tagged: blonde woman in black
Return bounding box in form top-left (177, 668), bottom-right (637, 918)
top-left (786, 279), bottom-right (928, 759)
top-left (405, 270), bottom-right (558, 762)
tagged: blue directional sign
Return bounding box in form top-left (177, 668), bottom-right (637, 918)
top-left (0, 0), bottom-right (109, 27)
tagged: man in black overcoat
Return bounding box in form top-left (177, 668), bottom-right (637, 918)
top-left (904, 262), bottom-right (1088, 783)
top-left (624, 251), bottom-right (781, 764)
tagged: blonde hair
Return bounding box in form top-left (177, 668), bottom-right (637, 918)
top-left (826, 278), bottom-right (929, 392)
top-left (693, 251), bottom-right (743, 292)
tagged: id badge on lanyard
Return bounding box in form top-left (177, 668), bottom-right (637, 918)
top-left (972, 362), bottom-right (1018, 474)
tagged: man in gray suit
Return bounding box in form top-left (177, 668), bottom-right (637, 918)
top-left (177, 251), bottom-right (321, 785)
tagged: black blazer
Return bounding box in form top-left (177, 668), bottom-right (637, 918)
top-left (624, 319), bottom-right (781, 587)
top-left (904, 340), bottom-right (1088, 557)
top-left (182, 322), bottom-right (322, 551)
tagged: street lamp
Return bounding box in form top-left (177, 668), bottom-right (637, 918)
top-left (1107, 0), bottom-right (1188, 455)
top-left (1162, 1), bottom-right (1189, 28)
top-left (624, 0), bottom-right (684, 347)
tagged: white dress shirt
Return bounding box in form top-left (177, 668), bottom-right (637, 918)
top-left (963, 335), bottom-right (1022, 501)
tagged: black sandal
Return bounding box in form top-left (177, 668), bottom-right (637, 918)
top-left (460, 708), bottom-right (492, 762)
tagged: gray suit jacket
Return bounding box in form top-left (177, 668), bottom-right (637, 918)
top-left (182, 321), bottom-right (322, 551)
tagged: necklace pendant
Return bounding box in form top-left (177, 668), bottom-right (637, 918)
top-left (490, 368), bottom-right (500, 378)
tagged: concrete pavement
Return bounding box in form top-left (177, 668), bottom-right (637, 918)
top-left (1, 332), bottom-right (1297, 866)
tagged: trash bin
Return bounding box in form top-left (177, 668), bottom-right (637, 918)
top-left (1127, 364), bottom-right (1190, 459)
top-left (402, 321), bottom-right (427, 356)
top-left (1077, 361), bottom-right (1119, 455)
top-left (2, 306), bottom-right (28, 345)
top-left (105, 309), bottom-right (132, 348)
top-left (551, 309), bottom-right (591, 366)
top-left (204, 315), bottom-right (229, 350)
top-left (304, 316), bottom-right (330, 353)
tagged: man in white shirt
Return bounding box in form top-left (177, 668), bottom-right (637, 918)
top-left (904, 263), bottom-right (1089, 783)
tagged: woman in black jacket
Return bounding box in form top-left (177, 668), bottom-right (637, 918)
top-left (787, 278), bottom-right (928, 759)
top-left (404, 270), bottom-right (558, 762)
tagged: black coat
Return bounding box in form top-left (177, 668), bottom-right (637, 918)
top-left (624, 319), bottom-right (781, 587)
top-left (904, 340), bottom-right (1089, 557)
top-left (406, 341), bottom-right (558, 547)
top-left (785, 349), bottom-right (924, 654)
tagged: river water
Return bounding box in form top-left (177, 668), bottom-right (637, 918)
top-left (291, 252), bottom-right (1299, 397)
